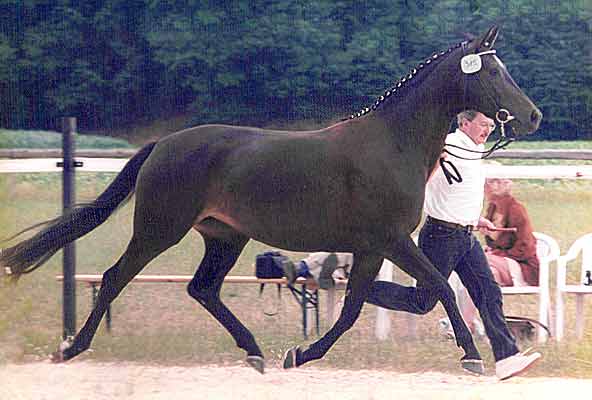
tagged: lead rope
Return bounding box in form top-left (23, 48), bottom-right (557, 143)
top-left (440, 157), bottom-right (463, 184)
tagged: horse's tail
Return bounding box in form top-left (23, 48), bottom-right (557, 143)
top-left (0, 141), bottom-right (158, 281)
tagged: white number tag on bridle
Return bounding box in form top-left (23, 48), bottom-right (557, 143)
top-left (461, 50), bottom-right (497, 74)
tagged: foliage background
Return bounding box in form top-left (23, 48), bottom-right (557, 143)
top-left (0, 0), bottom-right (590, 139)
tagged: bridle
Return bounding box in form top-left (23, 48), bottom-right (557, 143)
top-left (439, 45), bottom-right (517, 184)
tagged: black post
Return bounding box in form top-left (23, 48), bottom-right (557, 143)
top-left (62, 117), bottom-right (77, 339)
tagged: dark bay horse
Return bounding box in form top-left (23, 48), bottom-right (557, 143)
top-left (1, 26), bottom-right (541, 373)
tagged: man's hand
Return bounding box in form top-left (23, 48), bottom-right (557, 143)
top-left (477, 217), bottom-right (496, 234)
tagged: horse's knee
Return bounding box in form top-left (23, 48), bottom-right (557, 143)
top-left (187, 281), bottom-right (204, 301)
top-left (416, 298), bottom-right (438, 315)
top-left (414, 288), bottom-right (439, 315)
top-left (430, 279), bottom-right (455, 303)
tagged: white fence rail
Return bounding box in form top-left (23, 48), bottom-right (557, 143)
top-left (2, 157), bottom-right (592, 179)
top-left (2, 148), bottom-right (592, 160)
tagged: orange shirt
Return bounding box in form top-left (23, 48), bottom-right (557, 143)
top-left (484, 194), bottom-right (540, 286)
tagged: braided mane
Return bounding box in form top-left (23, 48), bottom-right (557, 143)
top-left (348, 42), bottom-right (466, 120)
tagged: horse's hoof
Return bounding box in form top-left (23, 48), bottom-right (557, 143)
top-left (461, 358), bottom-right (485, 375)
top-left (283, 346), bottom-right (301, 369)
top-left (50, 351), bottom-right (64, 363)
top-left (246, 355), bottom-right (265, 374)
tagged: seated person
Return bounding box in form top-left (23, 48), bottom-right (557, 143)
top-left (282, 252), bottom-right (353, 289)
top-left (481, 178), bottom-right (539, 287)
top-left (443, 178), bottom-right (539, 338)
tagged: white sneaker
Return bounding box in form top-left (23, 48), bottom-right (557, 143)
top-left (495, 350), bottom-right (541, 380)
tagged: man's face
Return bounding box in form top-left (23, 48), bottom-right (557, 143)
top-left (460, 113), bottom-right (495, 145)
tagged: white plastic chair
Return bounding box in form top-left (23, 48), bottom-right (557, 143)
top-left (498, 232), bottom-right (560, 343)
top-left (442, 233), bottom-right (559, 343)
top-left (555, 233), bottom-right (592, 341)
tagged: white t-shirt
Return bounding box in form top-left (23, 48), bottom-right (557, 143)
top-left (423, 129), bottom-right (485, 226)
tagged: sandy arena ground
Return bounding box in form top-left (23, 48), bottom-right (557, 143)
top-left (2, 361), bottom-right (592, 400)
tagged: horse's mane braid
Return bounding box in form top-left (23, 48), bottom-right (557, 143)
top-left (348, 41), bottom-right (465, 120)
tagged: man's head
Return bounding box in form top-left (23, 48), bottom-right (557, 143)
top-left (457, 110), bottom-right (495, 145)
top-left (485, 178), bottom-right (512, 198)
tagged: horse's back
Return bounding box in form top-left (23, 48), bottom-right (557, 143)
top-left (132, 124), bottom-right (349, 245)
top-left (133, 122), bottom-right (423, 251)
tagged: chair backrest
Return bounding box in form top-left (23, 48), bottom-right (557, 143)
top-left (533, 232), bottom-right (560, 263)
top-left (561, 233), bottom-right (592, 285)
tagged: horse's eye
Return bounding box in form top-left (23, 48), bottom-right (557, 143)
top-left (489, 68), bottom-right (499, 77)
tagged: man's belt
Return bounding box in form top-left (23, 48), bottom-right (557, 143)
top-left (426, 216), bottom-right (474, 232)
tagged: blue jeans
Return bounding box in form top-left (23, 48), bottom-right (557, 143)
top-left (367, 219), bottom-right (519, 361)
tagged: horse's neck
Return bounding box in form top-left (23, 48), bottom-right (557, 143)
top-left (336, 60), bottom-right (465, 174)
top-left (377, 86), bottom-right (462, 172)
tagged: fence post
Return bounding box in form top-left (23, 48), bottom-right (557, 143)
top-left (61, 117), bottom-right (77, 339)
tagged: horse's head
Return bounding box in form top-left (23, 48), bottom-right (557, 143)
top-left (460, 26), bottom-right (542, 136)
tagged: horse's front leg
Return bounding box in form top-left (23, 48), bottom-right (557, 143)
top-left (387, 235), bottom-right (483, 373)
top-left (283, 252), bottom-right (382, 368)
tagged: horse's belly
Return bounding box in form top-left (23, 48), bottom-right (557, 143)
top-left (195, 203), bottom-right (356, 252)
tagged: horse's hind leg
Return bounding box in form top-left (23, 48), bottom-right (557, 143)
top-left (54, 231), bottom-right (187, 362)
top-left (53, 171), bottom-right (199, 362)
top-left (186, 233), bottom-right (265, 372)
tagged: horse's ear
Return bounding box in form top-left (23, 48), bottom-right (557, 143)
top-left (478, 25), bottom-right (499, 50)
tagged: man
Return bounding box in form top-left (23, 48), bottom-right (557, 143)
top-left (440, 177), bottom-right (540, 340)
top-left (366, 110), bottom-right (541, 380)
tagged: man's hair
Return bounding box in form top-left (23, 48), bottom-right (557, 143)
top-left (457, 110), bottom-right (480, 126)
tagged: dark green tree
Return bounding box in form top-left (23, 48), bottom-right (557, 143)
top-left (0, 0), bottom-right (589, 139)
